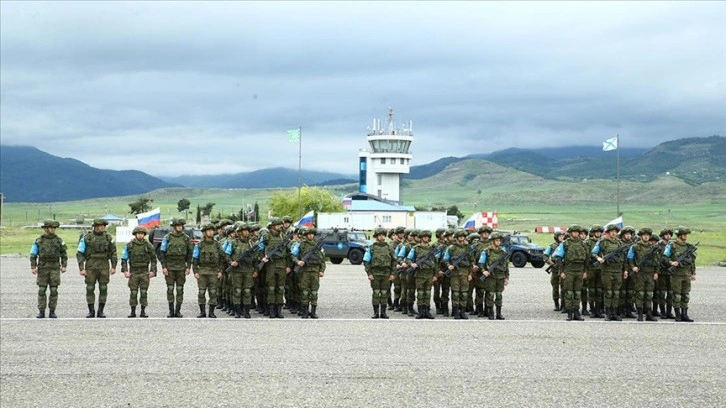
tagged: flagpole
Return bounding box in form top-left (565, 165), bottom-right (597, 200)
top-left (616, 134), bottom-right (620, 218)
top-left (297, 126), bottom-right (302, 217)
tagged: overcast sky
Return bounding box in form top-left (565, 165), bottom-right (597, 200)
top-left (1, 1), bottom-right (724, 177)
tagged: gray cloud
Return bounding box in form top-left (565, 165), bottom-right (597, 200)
top-left (1, 1), bottom-right (724, 177)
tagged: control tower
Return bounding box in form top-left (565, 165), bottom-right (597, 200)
top-left (358, 108), bottom-right (413, 204)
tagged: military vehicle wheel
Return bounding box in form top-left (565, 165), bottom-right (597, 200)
top-left (329, 257), bottom-right (344, 265)
top-left (348, 249), bottom-right (364, 265)
top-left (511, 252), bottom-right (528, 268)
top-left (530, 260), bottom-right (545, 268)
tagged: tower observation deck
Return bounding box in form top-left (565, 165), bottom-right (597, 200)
top-left (358, 108), bottom-right (413, 204)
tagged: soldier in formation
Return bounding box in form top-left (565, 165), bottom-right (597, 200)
top-left (193, 223), bottom-right (224, 318)
top-left (121, 226), bottom-right (157, 318)
top-left (363, 228), bottom-right (396, 318)
top-left (552, 225), bottom-right (588, 321)
top-left (478, 232), bottom-right (510, 320)
top-left (258, 218), bottom-right (290, 318)
top-left (159, 218), bottom-right (193, 318)
top-left (292, 227), bottom-right (326, 318)
top-left (30, 220), bottom-right (68, 318)
top-left (77, 218), bottom-right (117, 318)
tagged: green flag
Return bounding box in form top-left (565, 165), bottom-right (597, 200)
top-left (287, 128), bottom-right (300, 142)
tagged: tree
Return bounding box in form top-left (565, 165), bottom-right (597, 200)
top-left (447, 205), bottom-right (465, 222)
top-left (268, 186), bottom-right (344, 221)
top-left (253, 202), bottom-right (259, 222)
top-left (201, 202), bottom-right (215, 216)
top-left (195, 204), bottom-right (201, 224)
top-left (177, 198), bottom-right (191, 213)
top-left (128, 197), bottom-right (153, 215)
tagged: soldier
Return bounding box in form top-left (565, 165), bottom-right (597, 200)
top-left (591, 224), bottom-right (628, 321)
top-left (656, 228), bottom-right (675, 318)
top-left (224, 223), bottom-right (258, 318)
top-left (193, 223), bottom-right (224, 318)
top-left (389, 227), bottom-right (405, 311)
top-left (443, 230), bottom-right (474, 319)
top-left (396, 229), bottom-right (415, 316)
top-left (664, 226), bottom-right (697, 322)
top-left (627, 228), bottom-right (659, 322)
top-left (121, 226), bottom-right (157, 318)
top-left (437, 229), bottom-right (455, 316)
top-left (406, 230), bottom-right (439, 319)
top-left (552, 225), bottom-right (588, 321)
top-left (77, 218), bottom-right (117, 318)
top-left (363, 228), bottom-right (396, 319)
top-left (543, 231), bottom-right (565, 311)
top-left (478, 232), bottom-right (510, 320)
top-left (292, 227), bottom-right (326, 318)
top-left (287, 227), bottom-right (303, 316)
top-left (471, 226), bottom-right (492, 316)
top-left (585, 225), bottom-right (604, 318)
top-left (618, 226), bottom-right (637, 318)
top-left (30, 220), bottom-right (68, 318)
top-left (431, 228), bottom-right (447, 314)
top-left (159, 218), bottom-right (193, 318)
top-left (259, 218), bottom-right (291, 318)
top-left (218, 222), bottom-right (235, 315)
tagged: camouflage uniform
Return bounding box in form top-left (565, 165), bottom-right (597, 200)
top-left (77, 219), bottom-right (117, 318)
top-left (478, 232), bottom-right (510, 320)
top-left (543, 232), bottom-right (565, 312)
top-left (626, 228), bottom-right (659, 321)
top-left (406, 231), bottom-right (439, 319)
top-left (364, 229), bottom-right (396, 319)
top-left (655, 229), bottom-right (675, 318)
top-left (193, 225), bottom-right (224, 318)
top-left (159, 219), bottom-right (194, 318)
top-left (585, 225), bottom-right (604, 318)
top-left (120, 226), bottom-right (157, 317)
top-left (30, 220), bottom-right (68, 318)
top-left (591, 225), bottom-right (628, 321)
top-left (260, 219), bottom-right (291, 318)
top-left (224, 223), bottom-right (258, 318)
top-left (665, 227), bottom-right (697, 322)
top-left (443, 230), bottom-right (474, 320)
top-left (292, 228), bottom-right (326, 318)
top-left (553, 225), bottom-right (588, 321)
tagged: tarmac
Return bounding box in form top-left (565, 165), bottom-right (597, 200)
top-left (1, 256), bottom-right (724, 407)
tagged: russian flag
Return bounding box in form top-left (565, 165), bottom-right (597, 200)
top-left (137, 208), bottom-right (161, 229)
top-left (604, 216), bottom-right (623, 229)
top-left (295, 211), bottom-right (315, 228)
top-left (462, 213), bottom-right (480, 231)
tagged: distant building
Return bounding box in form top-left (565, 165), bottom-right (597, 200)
top-left (101, 214), bottom-right (124, 225)
top-left (358, 108), bottom-right (413, 205)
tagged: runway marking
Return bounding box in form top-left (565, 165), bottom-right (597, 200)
top-left (2, 317), bottom-right (725, 325)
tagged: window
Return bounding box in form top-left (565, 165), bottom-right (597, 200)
top-left (377, 174), bottom-right (382, 185)
top-left (381, 158), bottom-right (386, 164)
top-left (399, 158), bottom-right (404, 165)
top-left (382, 215), bottom-right (392, 223)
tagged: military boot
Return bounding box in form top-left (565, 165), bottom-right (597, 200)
top-left (674, 307), bottom-right (682, 322)
top-left (488, 306), bottom-right (495, 320)
top-left (268, 305), bottom-right (275, 319)
top-left (197, 304), bottom-right (206, 318)
top-left (275, 304), bottom-right (285, 318)
top-left (208, 305), bottom-right (216, 318)
top-left (611, 308), bottom-right (622, 321)
top-left (442, 304), bottom-right (449, 317)
top-left (590, 304), bottom-right (602, 318)
top-left (496, 306), bottom-right (505, 320)
top-left (652, 304), bottom-right (660, 317)
top-left (681, 308), bottom-right (693, 322)
top-left (36, 308), bottom-right (45, 318)
top-left (86, 304), bottom-right (95, 318)
top-left (572, 309), bottom-right (583, 321)
top-left (387, 296), bottom-right (394, 310)
top-left (453, 306), bottom-right (461, 320)
top-left (400, 302), bottom-right (408, 314)
top-left (581, 300), bottom-right (590, 316)
top-left (435, 302), bottom-right (442, 315)
top-left (243, 305), bottom-right (251, 319)
top-left (167, 303), bottom-right (175, 318)
top-left (310, 305), bottom-right (318, 319)
top-left (48, 309), bottom-right (57, 319)
top-left (637, 307), bottom-right (644, 322)
top-left (427, 305), bottom-right (435, 319)
top-left (96, 303), bottom-right (106, 318)
top-left (234, 305), bottom-right (242, 318)
top-left (460, 307), bottom-right (468, 319)
top-left (174, 303), bottom-right (183, 318)
top-left (645, 310), bottom-right (658, 322)
top-left (128, 306), bottom-right (137, 318)
top-left (393, 299), bottom-right (401, 312)
top-left (623, 305), bottom-right (635, 319)
top-left (665, 302), bottom-right (675, 319)
top-left (408, 303), bottom-right (416, 317)
top-left (553, 299), bottom-right (560, 312)
top-left (301, 304), bottom-right (309, 319)
top-left (380, 305), bottom-right (390, 319)
top-left (475, 304), bottom-right (484, 316)
top-left (262, 303), bottom-right (270, 316)
top-left (140, 306), bottom-right (148, 318)
top-left (566, 310), bottom-right (573, 321)
top-left (220, 300), bottom-right (228, 312)
top-left (416, 305), bottom-right (425, 319)
top-left (290, 301), bottom-right (298, 314)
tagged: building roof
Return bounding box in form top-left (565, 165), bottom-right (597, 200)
top-left (101, 214), bottom-right (124, 221)
top-left (347, 200), bottom-right (415, 212)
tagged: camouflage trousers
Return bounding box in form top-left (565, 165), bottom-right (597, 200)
top-left (450, 273), bottom-right (469, 308)
top-left (656, 273), bottom-right (673, 308)
top-left (602, 270), bottom-right (623, 309)
top-left (549, 267), bottom-right (561, 300)
top-left (484, 275), bottom-right (506, 307)
top-left (370, 275), bottom-right (389, 306)
top-left (414, 270), bottom-right (435, 307)
top-left (230, 271), bottom-right (255, 306)
top-left (37, 268), bottom-right (61, 310)
top-left (670, 274), bottom-right (692, 309)
top-left (632, 269), bottom-right (656, 310)
top-left (299, 270), bottom-right (321, 307)
top-left (587, 269), bottom-right (603, 306)
top-left (265, 265), bottom-right (287, 305)
top-left (165, 269), bottom-right (187, 304)
top-left (562, 270), bottom-right (584, 311)
top-left (85, 267), bottom-right (110, 305)
top-left (128, 271), bottom-right (150, 307)
top-left (286, 270), bottom-right (301, 305)
top-left (196, 273), bottom-right (218, 305)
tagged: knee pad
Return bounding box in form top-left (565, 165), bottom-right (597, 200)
top-left (604, 290), bottom-right (612, 298)
top-left (486, 292), bottom-right (495, 301)
top-left (644, 291), bottom-right (653, 299)
top-left (682, 293), bottom-right (690, 304)
top-left (167, 285), bottom-right (174, 294)
top-left (301, 290), bottom-right (310, 298)
top-left (496, 291), bottom-right (503, 300)
top-left (381, 289), bottom-right (389, 297)
top-left (235, 289), bottom-right (243, 296)
top-left (573, 291), bottom-right (581, 301)
top-left (130, 289), bottom-right (138, 297)
top-left (38, 286), bottom-right (47, 297)
top-left (310, 291), bottom-right (318, 298)
top-left (176, 285), bottom-right (184, 295)
top-left (673, 294), bottom-right (681, 304)
top-left (277, 285), bottom-right (285, 293)
top-left (267, 286), bottom-right (276, 294)
top-left (565, 291), bottom-right (574, 300)
top-left (373, 290), bottom-right (381, 298)
top-left (139, 289), bottom-right (147, 297)
top-left (86, 284), bottom-right (95, 294)
top-left (243, 289), bottom-right (251, 295)
top-left (49, 286), bottom-right (58, 297)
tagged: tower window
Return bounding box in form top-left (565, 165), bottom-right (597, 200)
top-left (381, 158), bottom-right (386, 164)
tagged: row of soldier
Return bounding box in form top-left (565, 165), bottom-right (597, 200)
top-left (30, 216), bottom-right (326, 319)
top-left (544, 224), bottom-right (698, 322)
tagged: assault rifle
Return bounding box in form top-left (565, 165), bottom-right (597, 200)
top-left (634, 243), bottom-right (661, 271)
top-left (545, 264), bottom-right (554, 275)
top-left (256, 231), bottom-right (293, 271)
top-left (293, 236), bottom-right (326, 274)
top-left (403, 244), bottom-right (445, 275)
top-left (444, 244), bottom-right (478, 277)
top-left (225, 242), bottom-right (262, 273)
top-left (592, 243), bottom-right (631, 268)
top-left (667, 242), bottom-right (699, 274)
top-left (480, 240), bottom-right (514, 282)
